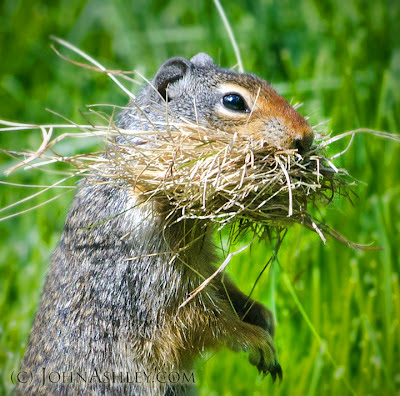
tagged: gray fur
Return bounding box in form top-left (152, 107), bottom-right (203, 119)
top-left (190, 53), bottom-right (215, 68)
top-left (15, 53), bottom-right (312, 395)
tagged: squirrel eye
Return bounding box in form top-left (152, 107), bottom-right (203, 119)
top-left (222, 94), bottom-right (249, 112)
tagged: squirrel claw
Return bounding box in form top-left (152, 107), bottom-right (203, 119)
top-left (269, 363), bottom-right (283, 383)
top-left (249, 347), bottom-right (282, 383)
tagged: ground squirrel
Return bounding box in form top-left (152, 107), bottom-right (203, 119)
top-left (16, 53), bottom-right (313, 395)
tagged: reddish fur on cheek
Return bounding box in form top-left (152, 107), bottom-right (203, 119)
top-left (245, 89), bottom-right (313, 148)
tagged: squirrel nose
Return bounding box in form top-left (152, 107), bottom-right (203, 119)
top-left (293, 128), bottom-right (314, 154)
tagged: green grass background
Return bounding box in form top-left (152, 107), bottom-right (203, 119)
top-left (1, 0), bottom-right (400, 395)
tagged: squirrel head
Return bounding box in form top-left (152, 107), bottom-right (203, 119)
top-left (132, 53), bottom-right (313, 153)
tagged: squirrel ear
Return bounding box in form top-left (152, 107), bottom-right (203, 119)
top-left (190, 53), bottom-right (215, 68)
top-left (153, 57), bottom-right (191, 101)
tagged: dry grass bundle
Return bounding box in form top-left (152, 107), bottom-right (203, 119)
top-left (99, 119), bottom-right (346, 235)
top-left (2, 112), bottom-right (396, 249)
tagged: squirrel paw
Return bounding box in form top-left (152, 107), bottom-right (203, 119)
top-left (241, 300), bottom-right (275, 337)
top-left (248, 339), bottom-right (282, 382)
